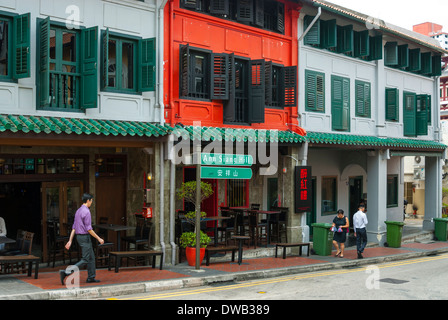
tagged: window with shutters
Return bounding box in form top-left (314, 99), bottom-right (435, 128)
top-left (355, 80), bottom-right (370, 118)
top-left (180, 0), bottom-right (285, 34)
top-left (101, 29), bottom-right (155, 94)
top-left (0, 12), bottom-right (30, 82)
top-left (387, 175), bottom-right (398, 208)
top-left (385, 88), bottom-right (399, 122)
top-left (179, 45), bottom-right (211, 100)
top-left (37, 18), bottom-right (98, 111)
top-left (403, 91), bottom-right (416, 137)
top-left (305, 70), bottom-right (325, 113)
top-left (331, 75), bottom-right (350, 131)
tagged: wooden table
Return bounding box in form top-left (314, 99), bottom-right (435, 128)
top-left (180, 216), bottom-right (231, 247)
top-left (0, 236), bottom-right (16, 245)
top-left (0, 255), bottom-right (40, 279)
top-left (231, 235), bottom-right (250, 265)
top-left (251, 210), bottom-right (281, 244)
top-left (94, 224), bottom-right (134, 251)
top-left (228, 207), bottom-right (249, 235)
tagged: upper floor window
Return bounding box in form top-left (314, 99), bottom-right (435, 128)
top-left (331, 75), bottom-right (350, 131)
top-left (180, 0), bottom-right (285, 35)
top-left (0, 12), bottom-right (30, 82)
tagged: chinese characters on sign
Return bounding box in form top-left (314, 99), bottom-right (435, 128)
top-left (200, 153), bottom-right (253, 180)
top-left (294, 166), bottom-right (312, 213)
top-left (200, 166), bottom-right (253, 180)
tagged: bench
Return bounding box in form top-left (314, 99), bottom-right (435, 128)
top-left (205, 246), bottom-right (238, 266)
top-left (108, 250), bottom-right (163, 273)
top-left (275, 243), bottom-right (310, 259)
top-left (0, 255), bottom-right (40, 279)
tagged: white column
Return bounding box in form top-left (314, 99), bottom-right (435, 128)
top-left (423, 156), bottom-right (442, 230)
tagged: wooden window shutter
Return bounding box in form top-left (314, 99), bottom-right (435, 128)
top-left (385, 88), bottom-right (399, 121)
top-left (139, 37), bottom-right (156, 92)
top-left (320, 19), bottom-right (337, 49)
top-left (305, 70), bottom-right (324, 112)
top-left (427, 95), bottom-right (432, 124)
top-left (13, 12), bottom-right (30, 79)
top-left (209, 0), bottom-right (229, 15)
top-left (276, 2), bottom-right (285, 34)
top-left (180, 44), bottom-right (190, 97)
top-left (408, 48), bottom-right (421, 72)
top-left (420, 52), bottom-right (432, 75)
top-left (223, 53), bottom-right (236, 122)
top-left (101, 28), bottom-right (109, 90)
top-left (403, 92), bottom-right (416, 137)
top-left (354, 30), bottom-right (370, 58)
top-left (183, 0), bottom-right (201, 10)
top-left (254, 0), bottom-right (264, 27)
top-left (384, 42), bottom-right (398, 66)
top-left (355, 81), bottom-right (370, 117)
top-left (416, 94), bottom-right (429, 135)
top-left (332, 76), bottom-right (350, 131)
top-left (368, 35), bottom-right (382, 61)
top-left (432, 55), bottom-right (442, 76)
top-left (236, 0), bottom-right (253, 23)
top-left (39, 17), bottom-right (50, 107)
top-left (337, 25), bottom-right (353, 54)
top-left (304, 15), bottom-right (320, 46)
top-left (210, 53), bottom-right (229, 100)
top-left (265, 61), bottom-right (272, 105)
top-left (282, 66), bottom-right (297, 108)
top-left (80, 26), bottom-right (98, 109)
top-left (397, 44), bottom-right (409, 69)
top-left (248, 59), bottom-right (265, 123)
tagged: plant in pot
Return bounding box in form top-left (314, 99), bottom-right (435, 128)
top-left (177, 181), bottom-right (213, 266)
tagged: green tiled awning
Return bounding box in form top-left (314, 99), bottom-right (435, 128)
top-left (0, 114), bottom-right (172, 138)
top-left (172, 125), bottom-right (307, 143)
top-left (306, 132), bottom-right (447, 150)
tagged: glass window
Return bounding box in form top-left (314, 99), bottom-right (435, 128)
top-left (321, 177), bottom-right (337, 215)
top-left (387, 175), bottom-right (398, 207)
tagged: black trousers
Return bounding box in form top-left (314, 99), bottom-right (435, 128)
top-left (355, 227), bottom-right (367, 253)
top-left (75, 234), bottom-right (96, 280)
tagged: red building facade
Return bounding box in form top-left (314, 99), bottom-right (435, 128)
top-left (163, 0), bottom-right (305, 134)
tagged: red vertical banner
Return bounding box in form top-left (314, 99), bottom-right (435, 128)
top-left (294, 166), bottom-right (312, 213)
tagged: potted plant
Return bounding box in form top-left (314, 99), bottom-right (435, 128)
top-left (177, 181), bottom-right (213, 266)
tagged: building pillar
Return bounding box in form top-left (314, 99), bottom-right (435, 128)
top-left (423, 156), bottom-right (442, 230)
top-left (367, 150), bottom-right (388, 244)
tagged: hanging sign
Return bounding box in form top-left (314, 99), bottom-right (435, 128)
top-left (294, 166), bottom-right (312, 213)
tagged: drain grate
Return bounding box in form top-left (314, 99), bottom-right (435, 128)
top-left (379, 278), bottom-right (409, 284)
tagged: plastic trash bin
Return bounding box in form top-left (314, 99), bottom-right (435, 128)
top-left (384, 221), bottom-right (405, 248)
top-left (311, 223), bottom-right (333, 256)
top-left (433, 218), bottom-right (448, 241)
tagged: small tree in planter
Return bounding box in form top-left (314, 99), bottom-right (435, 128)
top-left (177, 181), bottom-right (213, 265)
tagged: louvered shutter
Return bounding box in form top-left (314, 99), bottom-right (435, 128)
top-left (223, 53), bottom-right (236, 122)
top-left (39, 17), bottom-right (50, 107)
top-left (265, 61), bottom-right (272, 105)
top-left (432, 55), bottom-right (442, 76)
top-left (236, 0), bottom-right (253, 23)
top-left (282, 66), bottom-right (297, 108)
top-left (210, 53), bottom-right (229, 100)
top-left (139, 37), bottom-right (156, 92)
top-left (403, 92), bottom-right (417, 137)
top-left (276, 2), bottom-right (285, 34)
top-left (101, 28), bottom-right (109, 90)
top-left (254, 0), bottom-right (264, 27)
top-left (355, 81), bottom-right (370, 117)
top-left (408, 48), bottom-right (421, 72)
top-left (13, 13), bottom-right (30, 79)
top-left (183, 0), bottom-right (201, 10)
top-left (80, 26), bottom-right (98, 109)
top-left (304, 15), bottom-right (320, 46)
top-left (209, 0), bottom-right (229, 15)
top-left (332, 76), bottom-right (350, 131)
top-left (337, 25), bottom-right (353, 54)
top-left (384, 42), bottom-right (398, 66)
top-left (248, 59), bottom-right (265, 123)
top-left (420, 52), bottom-right (432, 75)
top-left (368, 35), bottom-right (383, 61)
top-left (385, 88), bottom-right (398, 121)
top-left (354, 30), bottom-right (369, 57)
top-left (180, 44), bottom-right (190, 97)
top-left (320, 19), bottom-right (337, 49)
top-left (416, 94), bottom-right (428, 135)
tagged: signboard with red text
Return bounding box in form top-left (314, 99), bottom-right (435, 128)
top-left (294, 166), bottom-right (312, 213)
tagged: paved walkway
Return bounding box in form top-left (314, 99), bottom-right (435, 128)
top-left (1, 218), bottom-right (446, 300)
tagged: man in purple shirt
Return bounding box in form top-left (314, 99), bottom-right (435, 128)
top-left (60, 193), bottom-right (104, 285)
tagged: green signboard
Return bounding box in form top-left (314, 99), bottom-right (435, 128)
top-left (200, 166), bottom-right (253, 179)
top-left (201, 153), bottom-right (253, 166)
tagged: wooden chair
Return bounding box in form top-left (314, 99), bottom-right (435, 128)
top-left (122, 217), bottom-right (151, 251)
top-left (47, 220), bottom-right (70, 268)
top-left (269, 207), bottom-right (288, 243)
top-left (248, 210), bottom-right (267, 248)
top-left (95, 217), bottom-right (114, 267)
top-left (6, 231), bottom-right (34, 274)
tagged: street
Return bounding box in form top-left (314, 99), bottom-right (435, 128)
top-left (110, 253), bottom-right (448, 301)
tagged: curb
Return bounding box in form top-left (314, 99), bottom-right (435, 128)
top-left (2, 247), bottom-right (447, 300)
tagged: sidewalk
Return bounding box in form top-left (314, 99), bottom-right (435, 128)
top-left (1, 222), bottom-right (447, 300)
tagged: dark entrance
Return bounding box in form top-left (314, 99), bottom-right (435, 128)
top-left (348, 176), bottom-right (363, 231)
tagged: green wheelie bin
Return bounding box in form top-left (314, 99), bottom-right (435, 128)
top-left (384, 221), bottom-right (405, 248)
top-left (433, 218), bottom-right (448, 241)
top-left (311, 223), bottom-right (333, 255)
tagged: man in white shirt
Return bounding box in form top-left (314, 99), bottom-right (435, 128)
top-left (353, 205), bottom-right (368, 259)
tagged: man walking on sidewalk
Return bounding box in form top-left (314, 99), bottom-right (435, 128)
top-left (353, 205), bottom-right (368, 259)
top-left (60, 193), bottom-right (104, 285)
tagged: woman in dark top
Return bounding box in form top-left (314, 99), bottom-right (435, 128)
top-left (332, 209), bottom-right (349, 258)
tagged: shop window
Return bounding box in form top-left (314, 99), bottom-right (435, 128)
top-left (321, 176), bottom-right (337, 215)
top-left (387, 175), bottom-right (398, 207)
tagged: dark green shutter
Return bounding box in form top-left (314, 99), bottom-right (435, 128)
top-left (416, 94), bottom-right (428, 135)
top-left (332, 76), bottom-right (350, 131)
top-left (138, 37), bottom-right (156, 92)
top-left (209, 0), bottom-right (229, 15)
top-left (420, 52), bottom-right (432, 75)
top-left (397, 44), bottom-right (409, 69)
top-left (384, 42), bottom-right (398, 66)
top-left (265, 61), bottom-right (272, 105)
top-left (210, 53), bottom-right (228, 100)
top-left (281, 66), bottom-right (296, 108)
top-left (368, 35), bottom-right (382, 61)
top-left (320, 19), bottom-right (337, 49)
top-left (183, 0), bottom-right (201, 10)
top-left (248, 59), bottom-right (265, 123)
top-left (80, 26), bottom-right (98, 109)
top-left (355, 81), bottom-right (370, 117)
top-left (275, 2), bottom-right (285, 34)
top-left (403, 92), bottom-right (416, 137)
top-left (305, 70), bottom-right (324, 112)
top-left (101, 28), bottom-right (109, 90)
top-left (354, 30), bottom-right (369, 57)
top-left (223, 53), bottom-right (235, 122)
top-left (432, 55), bottom-right (442, 76)
top-left (408, 48), bottom-right (421, 72)
top-left (337, 25), bottom-right (353, 54)
top-left (254, 0), bottom-right (264, 27)
top-left (39, 17), bottom-right (50, 107)
top-left (13, 12), bottom-right (30, 79)
top-left (304, 15), bottom-right (320, 46)
top-left (385, 88), bottom-right (398, 121)
top-left (236, 0), bottom-right (253, 23)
